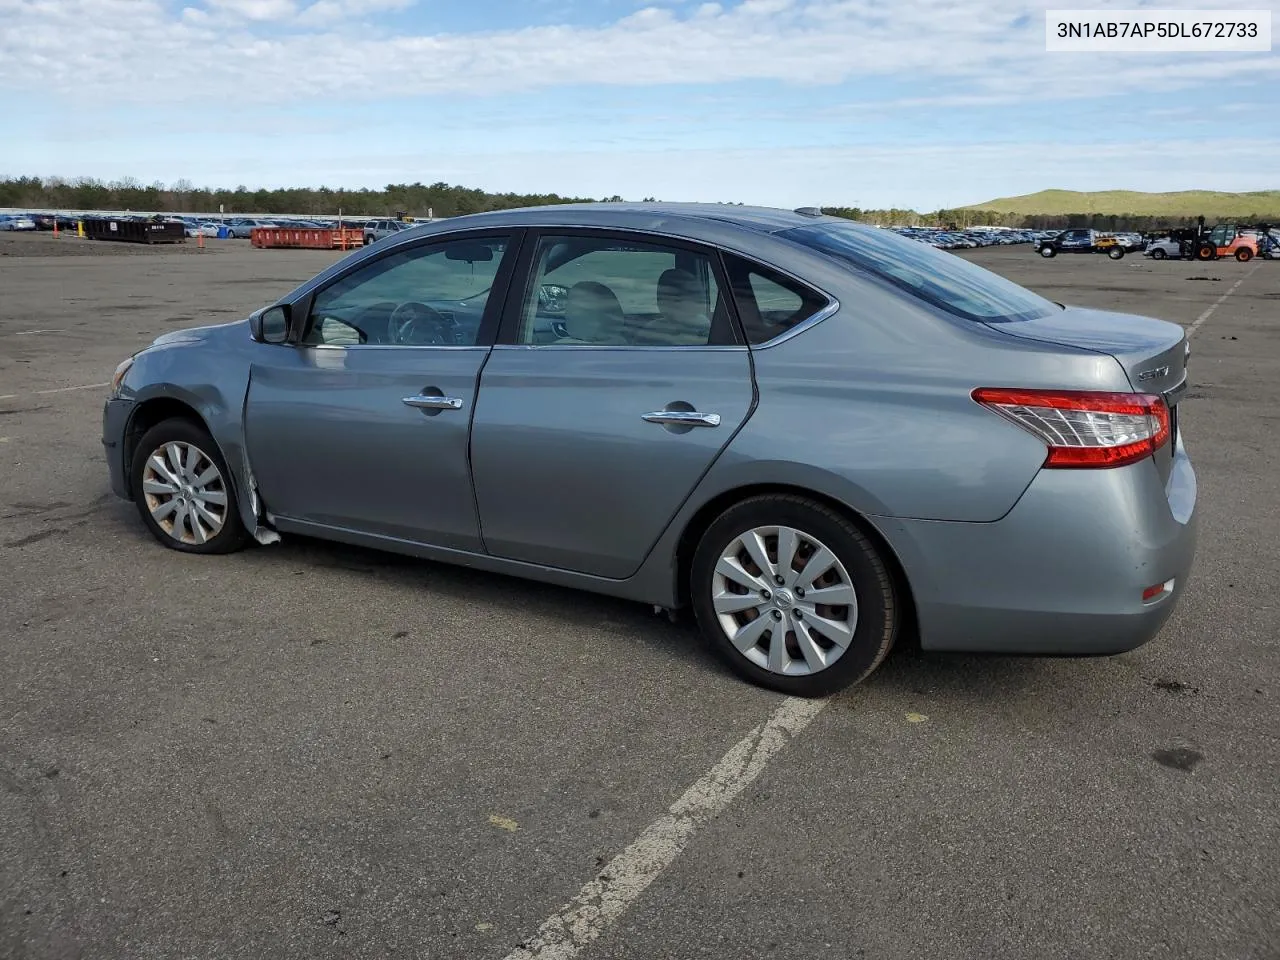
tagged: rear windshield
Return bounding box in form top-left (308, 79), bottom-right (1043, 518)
top-left (780, 220), bottom-right (1058, 323)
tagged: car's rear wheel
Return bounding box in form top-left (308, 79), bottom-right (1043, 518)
top-left (1108, 246), bottom-right (1125, 260)
top-left (1236, 247), bottom-right (1253, 262)
top-left (691, 495), bottom-right (897, 697)
top-left (130, 419), bottom-right (249, 554)
top-left (1151, 248), bottom-right (1166, 259)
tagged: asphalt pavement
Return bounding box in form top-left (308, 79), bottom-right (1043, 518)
top-left (1, 231), bottom-right (1277, 960)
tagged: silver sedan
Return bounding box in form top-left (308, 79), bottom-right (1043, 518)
top-left (102, 204), bottom-right (1197, 696)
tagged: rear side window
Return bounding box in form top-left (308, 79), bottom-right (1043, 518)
top-left (781, 221), bottom-right (1057, 324)
top-left (722, 254), bottom-right (830, 345)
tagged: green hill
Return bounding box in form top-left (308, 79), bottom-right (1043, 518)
top-left (964, 189), bottom-right (1280, 219)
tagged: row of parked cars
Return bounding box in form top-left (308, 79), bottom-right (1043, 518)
top-left (173, 216), bottom-right (355, 238)
top-left (168, 216), bottom-right (425, 245)
top-left (0, 211), bottom-right (423, 246)
top-left (889, 226), bottom-right (1049, 249)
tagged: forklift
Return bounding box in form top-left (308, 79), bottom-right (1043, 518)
top-left (1178, 215), bottom-right (1268, 262)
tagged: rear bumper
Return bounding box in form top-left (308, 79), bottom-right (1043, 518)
top-left (872, 442), bottom-right (1197, 655)
top-left (102, 398), bottom-right (134, 500)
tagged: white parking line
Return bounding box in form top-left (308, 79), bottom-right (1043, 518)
top-left (1186, 263), bottom-right (1260, 338)
top-left (0, 382), bottom-right (110, 402)
top-left (503, 696), bottom-right (828, 960)
top-left (35, 382), bottom-right (110, 395)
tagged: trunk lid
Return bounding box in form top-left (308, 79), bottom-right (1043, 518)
top-left (985, 307), bottom-right (1188, 483)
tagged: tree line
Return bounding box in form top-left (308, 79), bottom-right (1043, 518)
top-left (0, 176), bottom-right (596, 218)
top-left (0, 176), bottom-right (1264, 232)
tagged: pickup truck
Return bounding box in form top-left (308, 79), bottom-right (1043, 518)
top-left (364, 219), bottom-right (414, 245)
top-left (1035, 228), bottom-right (1126, 259)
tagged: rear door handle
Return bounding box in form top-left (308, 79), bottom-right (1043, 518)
top-left (403, 395), bottom-right (464, 411)
top-left (641, 410), bottom-right (721, 427)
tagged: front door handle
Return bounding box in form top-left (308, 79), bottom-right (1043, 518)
top-left (403, 395), bottom-right (464, 411)
top-left (641, 410), bottom-right (721, 427)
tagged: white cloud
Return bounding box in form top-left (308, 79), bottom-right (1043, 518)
top-left (1, 0), bottom-right (1277, 105)
top-left (206, 0), bottom-right (299, 20)
top-left (295, 0), bottom-right (415, 23)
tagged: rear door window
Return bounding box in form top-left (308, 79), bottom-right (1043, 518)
top-left (513, 233), bottom-right (735, 346)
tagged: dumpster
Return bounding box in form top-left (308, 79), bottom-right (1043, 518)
top-left (84, 218), bottom-right (186, 244)
top-left (251, 227), bottom-right (365, 249)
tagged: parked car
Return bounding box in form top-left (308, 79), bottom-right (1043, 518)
top-left (102, 204), bottom-right (1196, 697)
top-left (364, 218), bottom-right (413, 245)
top-left (0, 214), bottom-right (37, 231)
top-left (1144, 237), bottom-right (1183, 260)
top-left (226, 218), bottom-right (278, 239)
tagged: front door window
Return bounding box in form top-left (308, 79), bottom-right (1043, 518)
top-left (304, 236), bottom-right (509, 346)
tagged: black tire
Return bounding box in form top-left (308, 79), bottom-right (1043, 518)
top-left (1108, 246), bottom-right (1125, 260)
top-left (129, 418), bottom-right (249, 555)
top-left (1235, 247), bottom-right (1253, 262)
top-left (1151, 248), bottom-right (1166, 260)
top-left (690, 494), bottom-right (898, 697)
top-left (1039, 245), bottom-right (1056, 258)
top-left (1197, 245), bottom-right (1215, 261)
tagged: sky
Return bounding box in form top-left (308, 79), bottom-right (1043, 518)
top-left (0, 0), bottom-right (1277, 210)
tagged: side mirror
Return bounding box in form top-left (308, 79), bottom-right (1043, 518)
top-left (252, 305), bottom-right (290, 344)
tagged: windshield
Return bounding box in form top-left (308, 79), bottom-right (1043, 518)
top-left (782, 220), bottom-right (1058, 323)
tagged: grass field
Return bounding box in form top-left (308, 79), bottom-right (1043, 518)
top-left (965, 188), bottom-right (1280, 219)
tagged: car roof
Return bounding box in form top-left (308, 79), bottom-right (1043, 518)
top-left (400, 202), bottom-right (839, 238)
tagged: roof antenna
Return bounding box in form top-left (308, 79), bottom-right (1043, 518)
top-left (794, 207), bottom-right (824, 217)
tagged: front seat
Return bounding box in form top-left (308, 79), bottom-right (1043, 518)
top-left (559, 281), bottom-right (626, 344)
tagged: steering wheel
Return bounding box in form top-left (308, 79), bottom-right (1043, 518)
top-left (389, 301), bottom-right (456, 345)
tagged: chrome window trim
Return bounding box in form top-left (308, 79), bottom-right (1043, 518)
top-left (491, 343), bottom-right (749, 352)
top-left (748, 296), bottom-right (840, 350)
top-left (299, 343), bottom-right (490, 352)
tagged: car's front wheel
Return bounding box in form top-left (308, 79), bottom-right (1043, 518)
top-left (130, 419), bottom-right (249, 554)
top-left (1151, 248), bottom-right (1167, 259)
top-left (691, 495), bottom-right (898, 697)
top-left (1039, 246), bottom-right (1056, 258)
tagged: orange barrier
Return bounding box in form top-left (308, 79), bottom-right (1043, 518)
top-left (251, 227), bottom-right (365, 250)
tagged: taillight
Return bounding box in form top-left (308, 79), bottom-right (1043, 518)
top-left (972, 388), bottom-right (1170, 468)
